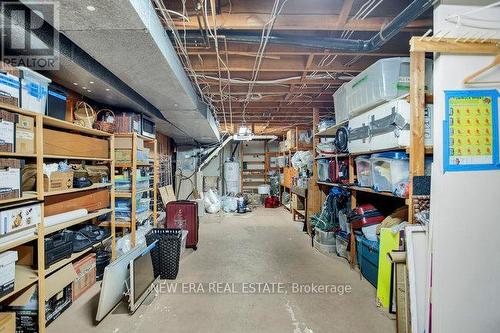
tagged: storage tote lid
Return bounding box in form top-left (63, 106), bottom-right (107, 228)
top-left (0, 250), bottom-right (18, 266)
top-left (371, 151), bottom-right (409, 160)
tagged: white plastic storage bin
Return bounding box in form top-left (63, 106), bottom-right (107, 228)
top-left (348, 97), bottom-right (433, 153)
top-left (0, 251), bottom-right (17, 298)
top-left (315, 228), bottom-right (336, 245)
top-left (18, 67), bottom-right (51, 114)
top-left (333, 83), bottom-right (348, 124)
top-left (355, 156), bottom-right (373, 187)
top-left (345, 57), bottom-right (433, 117)
top-left (371, 152), bottom-right (409, 195)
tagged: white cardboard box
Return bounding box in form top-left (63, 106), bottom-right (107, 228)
top-left (0, 203), bottom-right (42, 235)
top-left (0, 251), bottom-right (18, 297)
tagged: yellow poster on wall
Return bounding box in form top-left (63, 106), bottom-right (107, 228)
top-left (444, 90), bottom-right (499, 171)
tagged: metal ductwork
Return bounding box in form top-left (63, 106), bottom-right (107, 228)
top-left (177, 0), bottom-right (434, 52)
top-left (18, 0), bottom-right (221, 144)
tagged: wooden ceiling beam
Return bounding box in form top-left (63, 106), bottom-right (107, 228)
top-left (189, 53), bottom-right (374, 72)
top-left (336, 0), bottom-right (355, 29)
top-left (197, 79), bottom-right (344, 85)
top-left (173, 14), bottom-right (431, 31)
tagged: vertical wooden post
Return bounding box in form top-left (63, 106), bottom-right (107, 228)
top-left (409, 51), bottom-right (426, 224)
top-left (349, 155), bottom-right (357, 268)
top-left (306, 108), bottom-right (322, 235)
top-left (131, 133), bottom-right (137, 247)
top-left (110, 135), bottom-right (116, 260)
top-left (35, 114), bottom-right (46, 333)
top-left (153, 139), bottom-right (158, 226)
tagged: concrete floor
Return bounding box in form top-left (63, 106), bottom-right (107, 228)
top-left (48, 208), bottom-right (395, 333)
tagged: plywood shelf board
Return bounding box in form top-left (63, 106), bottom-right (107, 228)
top-left (0, 234), bottom-right (38, 253)
top-left (43, 154), bottom-right (112, 161)
top-left (44, 183), bottom-right (112, 197)
top-left (0, 192), bottom-right (39, 205)
top-left (44, 208), bottom-right (113, 235)
top-left (0, 152), bottom-right (37, 158)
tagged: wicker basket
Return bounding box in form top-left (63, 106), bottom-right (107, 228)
top-left (94, 109), bottom-right (115, 133)
top-left (145, 228), bottom-right (182, 279)
top-left (73, 101), bottom-right (96, 128)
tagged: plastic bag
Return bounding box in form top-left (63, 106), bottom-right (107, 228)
top-left (204, 189), bottom-right (221, 213)
top-left (222, 196), bottom-right (238, 212)
top-left (291, 151), bottom-right (313, 170)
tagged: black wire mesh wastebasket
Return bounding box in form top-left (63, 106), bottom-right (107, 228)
top-left (145, 228), bottom-right (182, 279)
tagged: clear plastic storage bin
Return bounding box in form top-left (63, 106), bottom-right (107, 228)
top-left (115, 206), bottom-right (149, 221)
top-left (355, 155), bottom-right (373, 187)
top-left (333, 84), bottom-right (348, 124)
top-left (371, 152), bottom-right (409, 195)
top-left (344, 58), bottom-right (433, 117)
top-left (19, 67), bottom-right (51, 114)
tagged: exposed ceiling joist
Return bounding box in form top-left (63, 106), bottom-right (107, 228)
top-left (173, 14), bottom-right (431, 31)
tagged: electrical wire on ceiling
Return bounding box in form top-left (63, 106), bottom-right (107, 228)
top-left (241, 0), bottom-right (290, 123)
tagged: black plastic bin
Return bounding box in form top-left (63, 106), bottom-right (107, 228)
top-left (145, 228), bottom-right (182, 279)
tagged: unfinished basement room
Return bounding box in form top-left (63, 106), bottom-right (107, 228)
top-left (0, 0), bottom-right (499, 332)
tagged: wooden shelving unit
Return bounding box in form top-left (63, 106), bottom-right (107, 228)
top-left (0, 102), bottom-right (116, 333)
top-left (113, 133), bottom-right (158, 247)
top-left (240, 140), bottom-right (267, 192)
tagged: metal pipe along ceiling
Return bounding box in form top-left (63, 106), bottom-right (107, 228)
top-left (178, 0), bottom-right (435, 52)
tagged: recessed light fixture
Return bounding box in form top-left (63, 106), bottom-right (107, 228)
top-left (73, 82), bottom-right (78, 86)
top-left (86, 5), bottom-right (96, 11)
top-left (173, 103), bottom-right (179, 108)
top-left (105, 88), bottom-right (110, 91)
top-left (82, 87), bottom-right (87, 89)
top-left (89, 81), bottom-right (94, 84)
top-left (87, 90), bottom-right (92, 92)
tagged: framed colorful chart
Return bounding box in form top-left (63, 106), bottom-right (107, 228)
top-left (443, 89), bottom-right (500, 172)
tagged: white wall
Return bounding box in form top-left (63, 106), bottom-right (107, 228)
top-left (431, 4), bottom-right (500, 333)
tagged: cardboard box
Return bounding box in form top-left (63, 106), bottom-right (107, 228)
top-left (72, 253), bottom-right (96, 301)
top-left (43, 171), bottom-right (73, 192)
top-left (0, 110), bottom-right (16, 153)
top-left (5, 264), bottom-right (77, 332)
top-left (114, 136), bottom-right (144, 150)
top-left (0, 203), bottom-right (42, 236)
top-left (0, 312), bottom-right (16, 333)
top-left (0, 159), bottom-right (22, 200)
top-left (115, 149), bottom-right (132, 163)
top-left (15, 115), bottom-right (35, 154)
top-left (0, 251), bottom-right (17, 298)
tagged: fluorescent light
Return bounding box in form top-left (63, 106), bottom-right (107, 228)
top-left (89, 81), bottom-right (94, 84)
top-left (86, 5), bottom-right (96, 11)
top-left (105, 88), bottom-right (110, 91)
